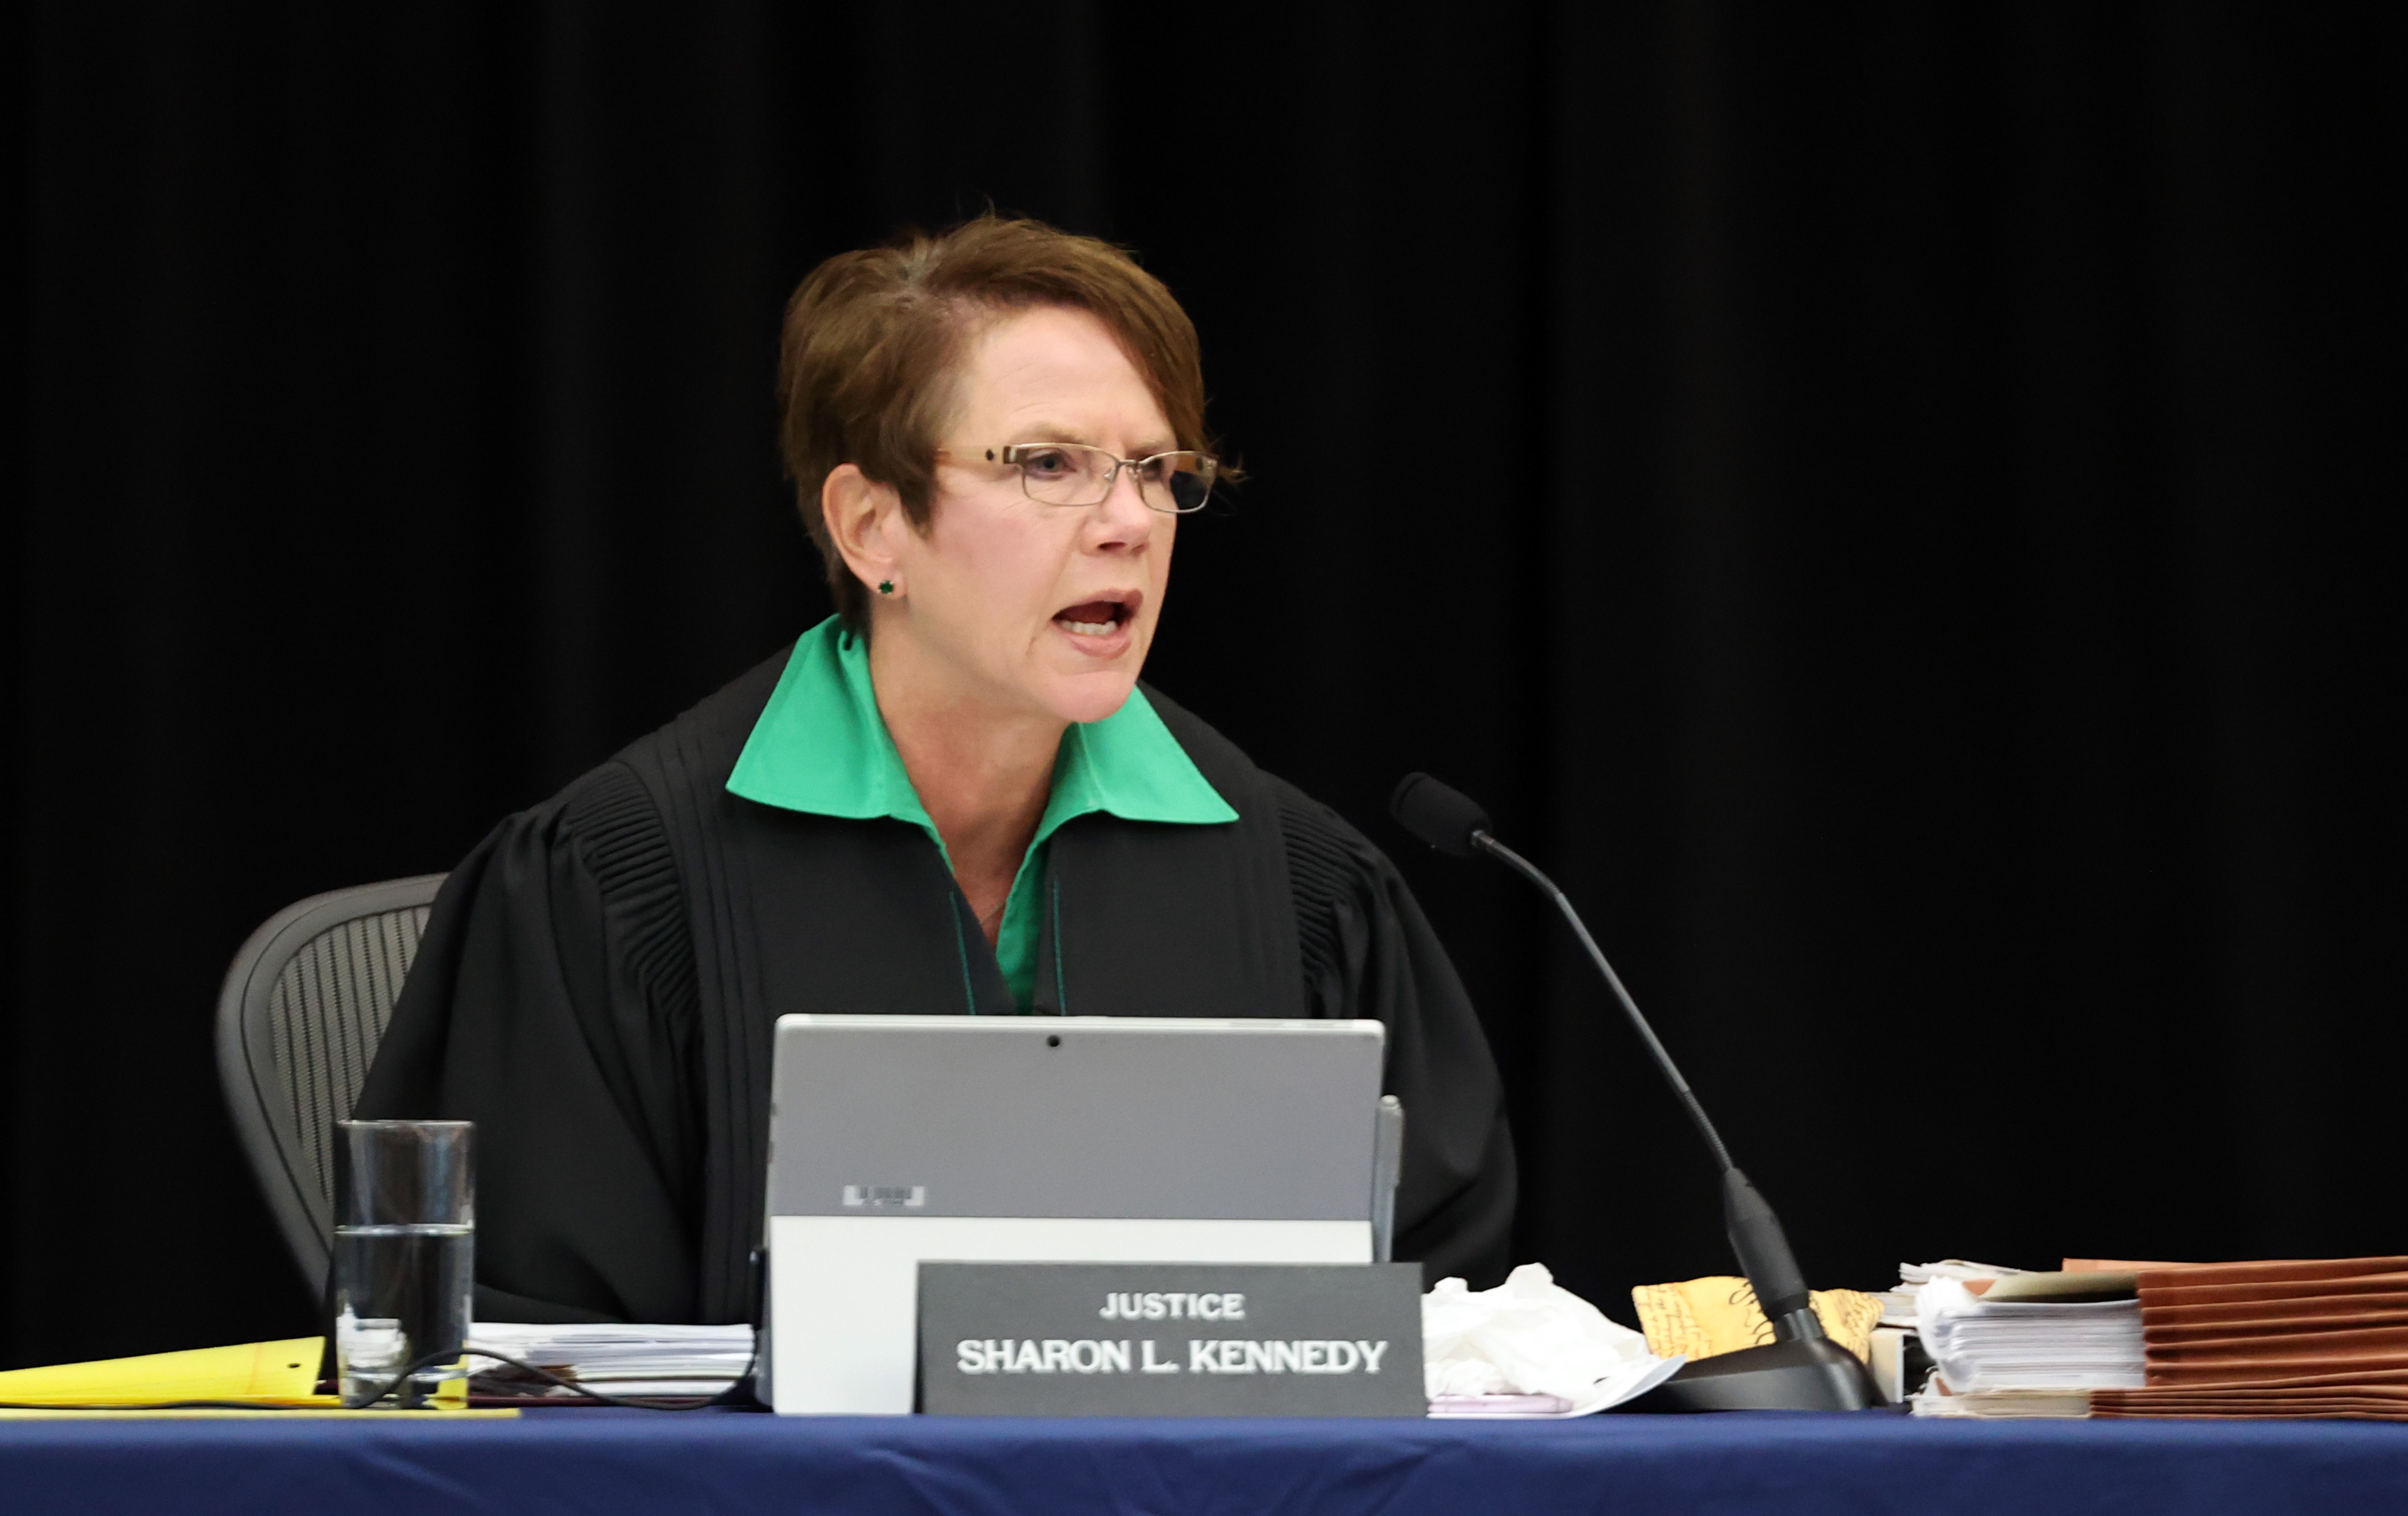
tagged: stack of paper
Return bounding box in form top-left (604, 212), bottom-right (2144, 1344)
top-left (2088, 1256), bottom-right (2408, 1422)
top-left (465, 1323), bottom-right (754, 1401)
top-left (1911, 1274), bottom-right (2144, 1417)
top-left (1879, 1260), bottom-right (2025, 1329)
top-left (1910, 1387), bottom-right (2095, 1419)
top-left (1854, 1260), bottom-right (2017, 1405)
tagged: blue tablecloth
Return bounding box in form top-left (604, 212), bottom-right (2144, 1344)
top-left (5, 1408), bottom-right (2405, 1513)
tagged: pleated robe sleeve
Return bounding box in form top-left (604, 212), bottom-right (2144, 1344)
top-left (1277, 786), bottom-right (1518, 1287)
top-left (353, 762), bottom-right (705, 1323)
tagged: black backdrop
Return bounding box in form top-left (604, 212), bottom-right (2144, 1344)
top-left (6, 3), bottom-right (2400, 1370)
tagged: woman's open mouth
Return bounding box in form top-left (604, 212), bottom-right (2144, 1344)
top-left (1052, 594), bottom-right (1139, 652)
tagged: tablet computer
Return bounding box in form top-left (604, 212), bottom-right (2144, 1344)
top-left (762, 1014), bottom-right (1393, 1414)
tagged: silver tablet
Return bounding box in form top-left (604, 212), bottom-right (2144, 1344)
top-left (762, 1014), bottom-right (1392, 1414)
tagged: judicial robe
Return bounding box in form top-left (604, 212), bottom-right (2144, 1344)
top-left (355, 645), bottom-right (1517, 1324)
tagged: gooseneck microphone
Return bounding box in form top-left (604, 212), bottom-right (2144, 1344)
top-left (1390, 772), bottom-right (1879, 1411)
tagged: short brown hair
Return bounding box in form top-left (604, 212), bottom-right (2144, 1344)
top-left (776, 216), bottom-right (1213, 626)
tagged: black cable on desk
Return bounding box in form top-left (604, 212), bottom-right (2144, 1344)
top-left (355, 1337), bottom-right (763, 1411)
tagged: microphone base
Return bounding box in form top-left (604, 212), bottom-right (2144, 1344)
top-left (1621, 1336), bottom-right (1886, 1413)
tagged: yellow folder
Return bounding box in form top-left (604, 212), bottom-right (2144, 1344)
top-left (0, 1336), bottom-right (523, 1416)
top-left (0, 1337), bottom-right (330, 1406)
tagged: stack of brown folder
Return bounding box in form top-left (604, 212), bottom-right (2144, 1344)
top-left (2085, 1256), bottom-right (2408, 1421)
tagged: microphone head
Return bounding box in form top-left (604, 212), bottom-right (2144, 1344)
top-left (1390, 772), bottom-right (1492, 858)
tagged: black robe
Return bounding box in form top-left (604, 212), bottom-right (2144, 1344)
top-left (355, 648), bottom-right (1516, 1323)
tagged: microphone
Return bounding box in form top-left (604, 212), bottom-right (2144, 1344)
top-left (1389, 772), bottom-right (1491, 859)
top-left (1390, 772), bottom-right (1880, 1411)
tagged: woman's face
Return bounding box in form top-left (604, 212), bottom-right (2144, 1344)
top-left (888, 305), bottom-right (1178, 727)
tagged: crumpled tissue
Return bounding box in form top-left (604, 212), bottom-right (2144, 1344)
top-left (1423, 1263), bottom-right (1686, 1416)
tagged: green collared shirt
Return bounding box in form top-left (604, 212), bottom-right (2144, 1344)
top-left (725, 617), bottom-right (1238, 1009)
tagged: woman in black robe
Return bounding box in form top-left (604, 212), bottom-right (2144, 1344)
top-left (356, 217), bottom-right (1516, 1325)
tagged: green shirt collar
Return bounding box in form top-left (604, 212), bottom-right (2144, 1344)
top-left (727, 617), bottom-right (1236, 840)
top-left (727, 619), bottom-right (1235, 1010)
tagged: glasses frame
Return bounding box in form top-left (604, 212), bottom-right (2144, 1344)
top-left (939, 442), bottom-right (1219, 515)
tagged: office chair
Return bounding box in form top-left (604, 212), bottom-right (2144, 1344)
top-left (215, 875), bottom-right (447, 1289)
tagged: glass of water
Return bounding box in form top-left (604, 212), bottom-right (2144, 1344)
top-left (333, 1120), bottom-right (474, 1407)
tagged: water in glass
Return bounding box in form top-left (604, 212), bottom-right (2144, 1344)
top-left (335, 1222), bottom-right (473, 1406)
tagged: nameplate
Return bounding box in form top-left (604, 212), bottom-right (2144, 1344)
top-left (918, 1262), bottom-right (1426, 1418)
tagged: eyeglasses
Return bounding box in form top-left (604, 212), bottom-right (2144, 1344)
top-left (941, 442), bottom-right (1218, 514)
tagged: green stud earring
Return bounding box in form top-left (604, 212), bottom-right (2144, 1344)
top-left (878, 580), bottom-right (894, 595)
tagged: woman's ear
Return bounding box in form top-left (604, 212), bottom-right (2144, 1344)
top-left (823, 464), bottom-right (905, 597)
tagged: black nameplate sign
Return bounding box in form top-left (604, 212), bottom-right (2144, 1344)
top-left (918, 1262), bottom-right (1426, 1418)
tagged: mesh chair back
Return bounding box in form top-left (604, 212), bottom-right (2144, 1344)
top-left (215, 875), bottom-right (447, 1289)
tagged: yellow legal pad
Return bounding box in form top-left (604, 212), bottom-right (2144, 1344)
top-left (0, 1337), bottom-right (511, 1416)
top-left (1632, 1278), bottom-right (1884, 1364)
